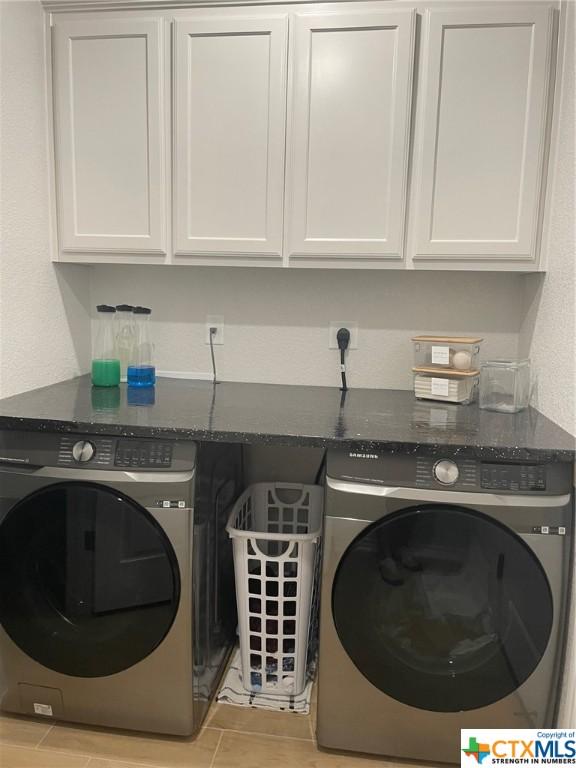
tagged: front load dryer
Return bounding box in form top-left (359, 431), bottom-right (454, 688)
top-left (317, 450), bottom-right (573, 764)
top-left (0, 430), bottom-right (241, 736)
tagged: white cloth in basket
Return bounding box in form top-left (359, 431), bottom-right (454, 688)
top-left (216, 648), bottom-right (314, 715)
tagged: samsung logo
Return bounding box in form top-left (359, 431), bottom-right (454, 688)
top-left (349, 452), bottom-right (379, 460)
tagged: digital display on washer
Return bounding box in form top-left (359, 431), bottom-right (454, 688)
top-left (114, 440), bottom-right (173, 468)
top-left (480, 463), bottom-right (546, 491)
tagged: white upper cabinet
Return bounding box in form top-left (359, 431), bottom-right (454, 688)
top-left (410, 4), bottom-right (555, 265)
top-left (285, 7), bottom-right (416, 267)
top-left (47, 1), bottom-right (560, 270)
top-left (173, 12), bottom-right (288, 262)
top-left (52, 16), bottom-right (167, 257)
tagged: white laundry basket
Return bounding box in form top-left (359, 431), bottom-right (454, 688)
top-left (226, 483), bottom-right (323, 696)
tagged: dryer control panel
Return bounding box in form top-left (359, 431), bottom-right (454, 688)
top-left (327, 450), bottom-right (572, 496)
top-left (48, 434), bottom-right (193, 471)
top-left (480, 462), bottom-right (546, 491)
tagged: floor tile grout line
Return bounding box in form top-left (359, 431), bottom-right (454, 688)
top-left (34, 722), bottom-right (55, 748)
top-left (203, 724), bottom-right (314, 743)
top-left (209, 729), bottom-right (225, 768)
top-left (0, 742), bottom-right (92, 764)
top-left (35, 725), bottom-right (57, 750)
top-left (83, 757), bottom-right (176, 768)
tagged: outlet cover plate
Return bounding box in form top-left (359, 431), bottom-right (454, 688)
top-left (205, 315), bottom-right (224, 345)
top-left (328, 321), bottom-right (358, 349)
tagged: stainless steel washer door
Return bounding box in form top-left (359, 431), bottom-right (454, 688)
top-left (0, 481), bottom-right (180, 678)
top-left (332, 504), bottom-right (553, 713)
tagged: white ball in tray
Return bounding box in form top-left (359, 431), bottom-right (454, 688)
top-left (451, 350), bottom-right (473, 370)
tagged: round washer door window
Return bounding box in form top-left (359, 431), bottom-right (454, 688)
top-left (0, 482), bottom-right (180, 677)
top-left (332, 505), bottom-right (553, 712)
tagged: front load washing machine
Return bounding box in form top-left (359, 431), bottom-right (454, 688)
top-left (317, 450), bottom-right (573, 764)
top-left (0, 430), bottom-right (241, 735)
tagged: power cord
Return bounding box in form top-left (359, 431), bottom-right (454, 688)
top-left (337, 327), bottom-right (351, 391)
top-left (209, 326), bottom-right (218, 384)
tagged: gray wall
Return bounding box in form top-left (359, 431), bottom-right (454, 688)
top-left (0, 0), bottom-right (91, 400)
top-left (91, 266), bottom-right (524, 390)
top-left (519, 3), bottom-right (575, 438)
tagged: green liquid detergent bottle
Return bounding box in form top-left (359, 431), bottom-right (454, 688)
top-left (92, 305), bottom-right (120, 387)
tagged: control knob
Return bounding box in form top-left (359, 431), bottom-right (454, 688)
top-left (434, 459), bottom-right (459, 486)
top-left (72, 440), bottom-right (95, 463)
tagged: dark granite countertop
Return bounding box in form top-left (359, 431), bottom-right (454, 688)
top-left (0, 376), bottom-right (573, 461)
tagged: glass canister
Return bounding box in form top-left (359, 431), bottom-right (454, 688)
top-left (115, 304), bottom-right (136, 382)
top-left (92, 305), bottom-right (120, 387)
top-left (413, 371), bottom-right (479, 405)
top-left (412, 336), bottom-right (483, 371)
top-left (127, 306), bottom-right (156, 388)
top-left (479, 359), bottom-right (531, 413)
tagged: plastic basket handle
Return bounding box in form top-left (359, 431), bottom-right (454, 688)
top-left (249, 537), bottom-right (299, 560)
top-left (269, 483), bottom-right (310, 507)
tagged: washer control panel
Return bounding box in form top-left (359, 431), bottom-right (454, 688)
top-left (57, 436), bottom-right (173, 468)
top-left (480, 463), bottom-right (546, 492)
top-left (114, 440), bottom-right (173, 468)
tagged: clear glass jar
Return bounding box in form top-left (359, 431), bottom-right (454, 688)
top-left (127, 306), bottom-right (155, 388)
top-left (479, 360), bottom-right (531, 413)
top-left (115, 304), bottom-right (136, 382)
top-left (92, 305), bottom-right (120, 387)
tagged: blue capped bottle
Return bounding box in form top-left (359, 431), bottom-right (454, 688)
top-left (127, 306), bottom-right (156, 388)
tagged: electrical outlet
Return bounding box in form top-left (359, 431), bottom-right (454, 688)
top-left (328, 322), bottom-right (358, 349)
top-left (205, 315), bottom-right (224, 345)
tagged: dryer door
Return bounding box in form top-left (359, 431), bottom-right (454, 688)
top-left (332, 504), bottom-right (553, 712)
top-left (0, 481), bottom-right (180, 677)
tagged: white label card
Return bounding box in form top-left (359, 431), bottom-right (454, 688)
top-left (431, 378), bottom-right (450, 397)
top-left (33, 703), bottom-right (53, 716)
top-left (431, 345), bottom-right (450, 365)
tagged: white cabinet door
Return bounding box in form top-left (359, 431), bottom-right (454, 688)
top-left (411, 4), bottom-right (554, 264)
top-left (173, 13), bottom-right (288, 262)
top-left (285, 8), bottom-right (416, 266)
top-left (52, 17), bottom-right (167, 255)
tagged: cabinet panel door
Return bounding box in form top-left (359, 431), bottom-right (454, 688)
top-left (286, 9), bottom-right (416, 264)
top-left (52, 18), bottom-right (166, 254)
top-left (173, 14), bottom-right (288, 260)
top-left (412, 5), bottom-right (554, 262)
